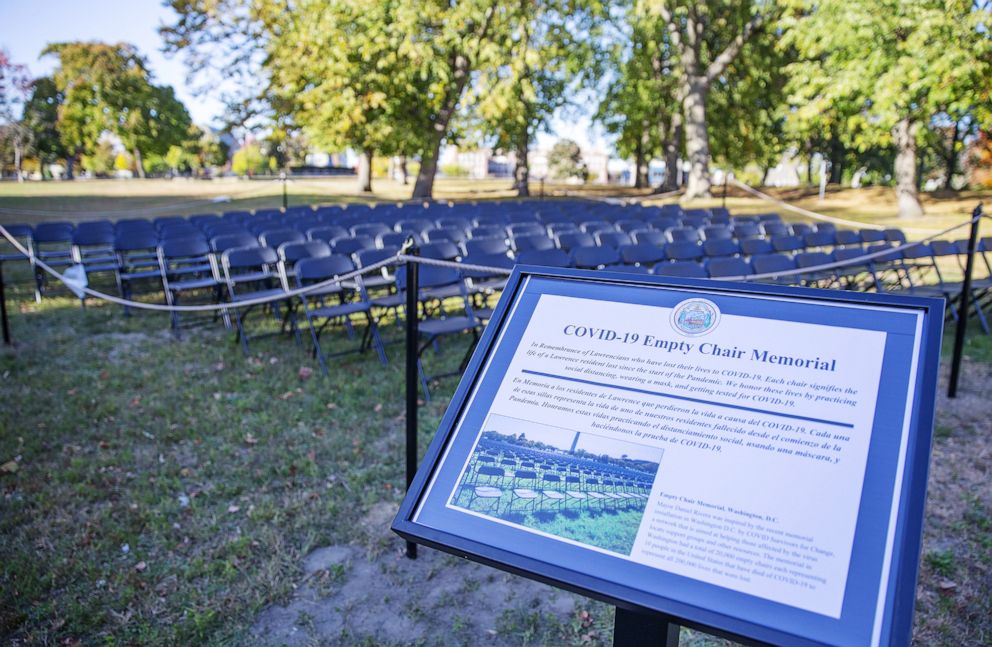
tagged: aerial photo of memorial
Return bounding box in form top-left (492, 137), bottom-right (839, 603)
top-left (449, 414), bottom-right (663, 555)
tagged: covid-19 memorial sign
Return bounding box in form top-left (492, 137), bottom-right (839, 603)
top-left (393, 267), bottom-right (943, 646)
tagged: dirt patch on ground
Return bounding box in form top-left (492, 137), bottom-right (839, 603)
top-left (251, 503), bottom-right (582, 647)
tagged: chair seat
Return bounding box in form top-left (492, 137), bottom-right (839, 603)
top-left (421, 284), bottom-right (464, 299)
top-left (513, 488), bottom-right (539, 499)
top-left (169, 263), bottom-right (213, 276)
top-left (566, 491), bottom-right (587, 499)
top-left (474, 486), bottom-right (502, 498)
top-left (586, 492), bottom-right (610, 500)
top-left (119, 269), bottom-right (162, 281)
top-left (81, 262), bottom-right (119, 273)
top-left (231, 287), bottom-right (286, 303)
top-left (170, 276), bottom-right (219, 291)
top-left (308, 300), bottom-right (370, 319)
top-left (229, 271), bottom-right (271, 284)
top-left (420, 316), bottom-right (478, 336)
top-left (542, 490), bottom-right (566, 500)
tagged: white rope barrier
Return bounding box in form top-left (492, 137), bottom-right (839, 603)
top-left (0, 209), bottom-right (981, 314)
top-left (729, 179), bottom-right (888, 231)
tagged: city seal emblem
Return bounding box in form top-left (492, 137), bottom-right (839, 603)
top-left (671, 298), bottom-right (720, 337)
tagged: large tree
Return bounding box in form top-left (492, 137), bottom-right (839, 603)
top-left (642, 0), bottom-right (771, 199)
top-left (0, 49), bottom-right (32, 179)
top-left (43, 41), bottom-right (191, 178)
top-left (21, 77), bottom-right (68, 175)
top-left (781, 0), bottom-right (992, 218)
top-left (260, 0), bottom-right (424, 193)
top-left (471, 0), bottom-right (604, 196)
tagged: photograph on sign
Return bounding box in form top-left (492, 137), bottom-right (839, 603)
top-left (395, 269), bottom-right (942, 647)
top-left (450, 414), bottom-right (663, 556)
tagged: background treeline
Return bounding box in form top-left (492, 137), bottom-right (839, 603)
top-left (1, 1), bottom-right (991, 218)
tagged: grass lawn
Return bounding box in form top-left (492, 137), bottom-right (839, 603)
top-left (0, 183), bottom-right (990, 645)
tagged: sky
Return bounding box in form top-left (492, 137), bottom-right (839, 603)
top-left (0, 0), bottom-right (605, 150)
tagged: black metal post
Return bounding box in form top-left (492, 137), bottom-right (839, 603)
top-left (0, 261), bottom-right (10, 346)
top-left (404, 249), bottom-right (420, 559)
top-left (948, 203), bottom-right (983, 398)
top-left (281, 172), bottom-right (288, 210)
top-left (613, 607), bottom-right (680, 647)
top-left (722, 172), bottom-right (729, 208)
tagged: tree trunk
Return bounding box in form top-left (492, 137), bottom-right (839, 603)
top-left (944, 119), bottom-right (960, 191)
top-left (760, 165), bottom-right (771, 186)
top-left (683, 78), bottom-right (712, 199)
top-left (13, 140), bottom-right (22, 182)
top-left (513, 130), bottom-right (530, 197)
top-left (399, 156), bottom-right (408, 185)
top-left (357, 149), bottom-right (373, 193)
top-left (66, 152), bottom-right (76, 180)
top-left (133, 148), bottom-right (146, 179)
top-left (661, 111), bottom-right (683, 192)
top-left (412, 131), bottom-right (444, 199)
top-left (633, 133), bottom-right (646, 189)
top-left (892, 117), bottom-right (924, 219)
top-left (829, 138), bottom-right (845, 184)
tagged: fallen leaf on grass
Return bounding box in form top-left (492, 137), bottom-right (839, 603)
top-left (67, 388), bottom-right (78, 396)
top-left (98, 441), bottom-right (111, 449)
top-left (227, 505), bottom-right (240, 513)
top-left (298, 366), bottom-right (313, 380)
top-left (244, 434), bottom-right (258, 446)
top-left (213, 362), bottom-right (225, 372)
top-left (939, 580), bottom-right (957, 593)
top-left (326, 402), bottom-right (337, 410)
top-left (269, 357), bottom-right (279, 365)
top-left (373, 403), bottom-right (383, 413)
top-left (134, 561), bottom-right (147, 572)
top-left (1, 460), bottom-right (18, 474)
top-left (129, 396), bottom-right (141, 408)
top-left (278, 391), bottom-right (295, 400)
top-left (99, 370), bottom-right (110, 380)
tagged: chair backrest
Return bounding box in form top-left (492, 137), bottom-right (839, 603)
top-left (740, 238), bottom-right (774, 256)
top-left (556, 231), bottom-right (595, 252)
top-left (771, 235), bottom-right (805, 253)
top-left (804, 231), bottom-right (836, 248)
top-left (732, 223), bottom-right (762, 240)
top-left (790, 223), bottom-right (815, 237)
top-left (751, 253), bottom-right (796, 275)
top-left (461, 252), bottom-right (514, 278)
top-left (512, 234), bottom-right (555, 252)
top-left (427, 227), bottom-right (468, 244)
top-left (471, 225), bottom-right (507, 240)
top-left (795, 251), bottom-right (833, 269)
top-left (419, 240), bottom-right (462, 261)
top-left (707, 257), bottom-right (753, 278)
top-left (72, 228), bottom-right (115, 247)
top-left (259, 228), bottom-right (305, 249)
top-left (619, 243), bottom-right (666, 266)
top-left (211, 233), bottom-right (259, 253)
top-left (665, 241), bottom-right (703, 261)
top-left (701, 225), bottom-right (732, 241)
top-left (572, 246), bottom-right (620, 269)
top-left (34, 222), bottom-right (74, 243)
top-left (279, 240), bottom-right (331, 264)
top-left (115, 230), bottom-right (160, 252)
top-left (295, 254), bottom-right (357, 282)
top-left (307, 225), bottom-right (349, 243)
top-left (465, 237), bottom-right (510, 256)
top-left (860, 229), bottom-right (887, 243)
top-left (884, 228), bottom-right (907, 243)
top-left (596, 231), bottom-right (633, 249)
top-left (760, 222), bottom-right (790, 238)
top-left (509, 222), bottom-right (545, 238)
top-left (667, 227), bottom-right (701, 243)
top-left (834, 230), bottom-right (862, 246)
top-left (633, 230), bottom-right (667, 246)
top-left (515, 248), bottom-right (572, 268)
top-left (478, 466), bottom-right (504, 478)
top-left (331, 235), bottom-right (375, 256)
top-left (350, 223), bottom-right (392, 238)
top-left (702, 239), bottom-right (741, 258)
top-left (223, 245), bottom-right (278, 272)
top-left (160, 237), bottom-right (210, 259)
top-left (654, 261), bottom-right (707, 278)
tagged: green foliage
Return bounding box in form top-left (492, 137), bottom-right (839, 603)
top-left (80, 139), bottom-right (116, 176)
top-left (231, 143), bottom-right (266, 177)
top-left (439, 163), bottom-right (470, 178)
top-left (113, 151), bottom-right (132, 171)
top-left (548, 138), bottom-right (588, 180)
top-left (42, 41), bottom-right (192, 174)
top-left (20, 77), bottom-right (66, 165)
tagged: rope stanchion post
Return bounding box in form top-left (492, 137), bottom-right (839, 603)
top-left (404, 244), bottom-right (420, 559)
top-left (948, 203), bottom-right (984, 398)
top-left (0, 261), bottom-right (10, 346)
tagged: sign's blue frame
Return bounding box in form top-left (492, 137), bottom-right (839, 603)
top-left (392, 266), bottom-right (944, 646)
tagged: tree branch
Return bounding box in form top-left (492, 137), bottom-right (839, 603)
top-left (705, 11), bottom-right (764, 83)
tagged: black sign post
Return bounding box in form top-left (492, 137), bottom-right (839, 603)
top-left (948, 203), bottom-right (983, 398)
top-left (613, 607), bottom-right (680, 647)
top-left (0, 261), bottom-right (10, 346)
top-left (404, 247), bottom-right (420, 559)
